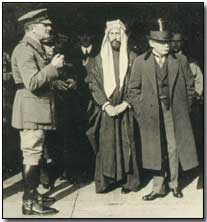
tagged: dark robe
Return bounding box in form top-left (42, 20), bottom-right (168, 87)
top-left (87, 50), bottom-right (140, 193)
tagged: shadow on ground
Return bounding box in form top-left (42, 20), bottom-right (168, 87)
top-left (3, 180), bottom-right (23, 200)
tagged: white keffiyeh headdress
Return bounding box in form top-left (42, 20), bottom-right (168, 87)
top-left (101, 19), bottom-right (128, 98)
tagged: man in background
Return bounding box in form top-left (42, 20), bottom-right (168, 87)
top-left (42, 34), bottom-right (79, 185)
top-left (68, 29), bottom-right (98, 182)
top-left (171, 32), bottom-right (203, 97)
top-left (171, 32), bottom-right (203, 189)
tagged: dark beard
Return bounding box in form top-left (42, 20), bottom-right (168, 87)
top-left (173, 47), bottom-right (180, 53)
top-left (111, 40), bottom-right (121, 51)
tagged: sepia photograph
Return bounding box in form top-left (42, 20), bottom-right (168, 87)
top-left (2, 2), bottom-right (204, 219)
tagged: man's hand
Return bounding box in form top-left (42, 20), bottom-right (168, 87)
top-left (52, 80), bottom-right (68, 91)
top-left (115, 101), bottom-right (129, 115)
top-left (66, 78), bottom-right (77, 90)
top-left (105, 105), bottom-right (118, 117)
top-left (51, 54), bottom-right (65, 69)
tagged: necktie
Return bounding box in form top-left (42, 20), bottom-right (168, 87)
top-left (154, 54), bottom-right (165, 68)
top-left (83, 49), bottom-right (89, 61)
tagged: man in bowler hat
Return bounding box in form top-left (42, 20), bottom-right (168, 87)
top-left (126, 18), bottom-right (198, 200)
top-left (11, 9), bottom-right (64, 215)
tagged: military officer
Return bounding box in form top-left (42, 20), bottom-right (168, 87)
top-left (11, 9), bottom-right (64, 215)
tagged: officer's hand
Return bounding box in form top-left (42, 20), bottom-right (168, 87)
top-left (66, 78), bottom-right (77, 90)
top-left (51, 54), bottom-right (65, 69)
top-left (52, 80), bottom-right (68, 91)
top-left (105, 105), bottom-right (118, 117)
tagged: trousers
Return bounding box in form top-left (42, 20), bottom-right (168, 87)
top-left (152, 101), bottom-right (179, 194)
top-left (20, 129), bottom-right (45, 165)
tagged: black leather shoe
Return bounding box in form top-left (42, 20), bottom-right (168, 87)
top-left (142, 192), bottom-right (165, 201)
top-left (96, 185), bottom-right (115, 194)
top-left (22, 200), bottom-right (58, 215)
top-left (42, 196), bottom-right (55, 202)
top-left (197, 174), bottom-right (203, 190)
top-left (171, 188), bottom-right (183, 198)
top-left (121, 188), bottom-right (131, 194)
top-left (35, 191), bottom-right (55, 203)
top-left (38, 195), bottom-right (56, 203)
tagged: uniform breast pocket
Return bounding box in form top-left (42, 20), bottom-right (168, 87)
top-left (23, 96), bottom-right (52, 124)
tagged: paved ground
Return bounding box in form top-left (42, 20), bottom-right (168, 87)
top-left (3, 173), bottom-right (203, 218)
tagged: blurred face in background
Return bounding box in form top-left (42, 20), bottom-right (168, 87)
top-left (171, 40), bottom-right (183, 53)
top-left (79, 33), bottom-right (93, 48)
top-left (170, 34), bottom-right (184, 53)
top-left (149, 39), bottom-right (170, 56)
top-left (108, 27), bottom-right (121, 50)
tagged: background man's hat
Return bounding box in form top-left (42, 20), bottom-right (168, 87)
top-left (147, 18), bottom-right (171, 41)
top-left (18, 8), bottom-right (52, 26)
top-left (77, 25), bottom-right (96, 38)
top-left (171, 32), bottom-right (186, 41)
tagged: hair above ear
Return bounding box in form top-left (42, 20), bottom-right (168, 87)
top-left (24, 23), bottom-right (34, 32)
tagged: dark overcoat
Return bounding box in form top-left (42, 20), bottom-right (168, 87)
top-left (11, 36), bottom-right (59, 129)
top-left (126, 51), bottom-right (198, 171)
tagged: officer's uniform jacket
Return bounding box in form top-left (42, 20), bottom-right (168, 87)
top-left (11, 35), bottom-right (59, 129)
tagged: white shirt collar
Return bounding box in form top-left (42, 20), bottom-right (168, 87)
top-left (152, 49), bottom-right (166, 58)
top-left (152, 49), bottom-right (166, 67)
top-left (81, 45), bottom-right (93, 54)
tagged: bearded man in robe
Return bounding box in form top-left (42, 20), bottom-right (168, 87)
top-left (87, 19), bottom-right (140, 194)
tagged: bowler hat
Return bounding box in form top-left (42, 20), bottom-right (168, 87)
top-left (77, 26), bottom-right (96, 39)
top-left (147, 18), bottom-right (171, 42)
top-left (18, 8), bottom-right (52, 26)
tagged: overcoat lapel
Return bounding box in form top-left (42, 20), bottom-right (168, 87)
top-left (167, 54), bottom-right (179, 101)
top-left (144, 54), bottom-right (158, 97)
top-left (95, 55), bottom-right (104, 85)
